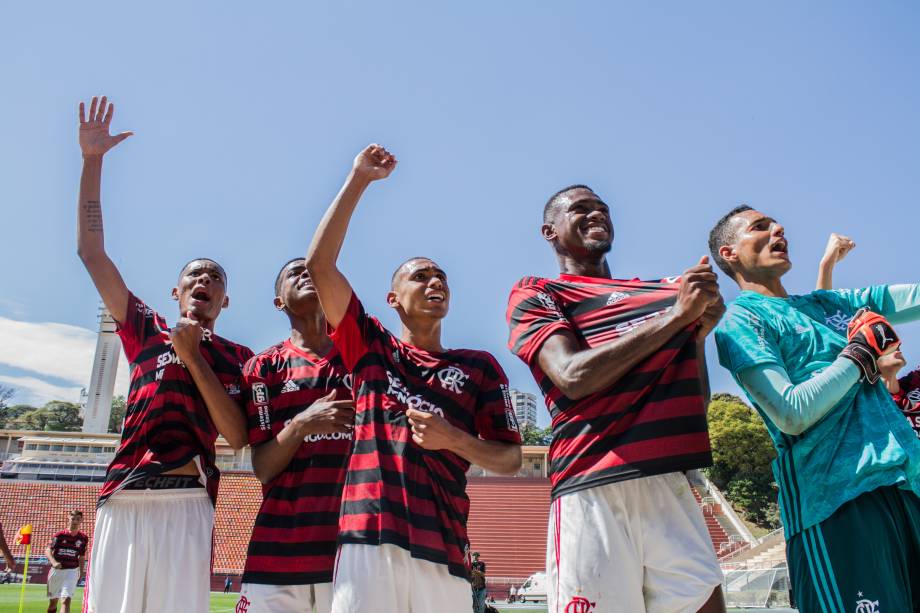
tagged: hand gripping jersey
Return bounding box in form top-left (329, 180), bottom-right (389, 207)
top-left (48, 531), bottom-right (88, 569)
top-left (506, 274), bottom-right (712, 500)
top-left (893, 368), bottom-right (920, 438)
top-left (329, 293), bottom-right (522, 579)
top-left (241, 340), bottom-right (353, 586)
top-left (98, 293), bottom-right (253, 506)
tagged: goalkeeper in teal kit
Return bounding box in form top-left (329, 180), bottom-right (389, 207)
top-left (708, 205), bottom-right (920, 612)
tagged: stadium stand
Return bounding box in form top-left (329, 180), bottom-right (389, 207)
top-left (0, 468), bottom-right (748, 591)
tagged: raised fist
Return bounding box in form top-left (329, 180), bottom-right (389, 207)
top-left (353, 144), bottom-right (397, 181)
top-left (822, 233), bottom-right (856, 265)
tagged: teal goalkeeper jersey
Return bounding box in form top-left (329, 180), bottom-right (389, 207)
top-left (715, 286), bottom-right (920, 536)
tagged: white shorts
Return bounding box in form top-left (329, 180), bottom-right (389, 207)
top-left (331, 544), bottom-right (472, 613)
top-left (548, 472), bottom-right (723, 613)
top-left (237, 582), bottom-right (332, 613)
top-left (47, 567), bottom-right (79, 599)
top-left (85, 488), bottom-right (214, 613)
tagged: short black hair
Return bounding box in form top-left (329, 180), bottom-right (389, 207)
top-left (708, 205), bottom-right (754, 277)
top-left (390, 256), bottom-right (437, 288)
top-left (543, 184), bottom-right (595, 223)
top-left (179, 258), bottom-right (228, 284)
top-left (275, 258), bottom-right (305, 297)
top-left (69, 510), bottom-right (83, 518)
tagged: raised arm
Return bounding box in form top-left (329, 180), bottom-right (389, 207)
top-left (76, 96), bottom-right (134, 324)
top-left (537, 257), bottom-right (722, 400)
top-left (816, 233), bottom-right (856, 291)
top-left (305, 144), bottom-right (397, 328)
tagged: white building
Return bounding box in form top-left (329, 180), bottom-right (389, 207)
top-left (509, 388), bottom-right (538, 429)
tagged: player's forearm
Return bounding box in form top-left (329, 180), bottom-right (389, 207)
top-left (880, 284), bottom-right (920, 325)
top-left (251, 427), bottom-right (304, 484)
top-left (45, 548), bottom-right (57, 566)
top-left (816, 259), bottom-right (835, 291)
top-left (305, 170), bottom-right (370, 327)
top-left (77, 156), bottom-right (106, 260)
top-left (550, 311), bottom-right (692, 400)
top-left (450, 434), bottom-right (522, 475)
top-left (739, 358), bottom-right (860, 435)
top-left (184, 356), bottom-right (248, 449)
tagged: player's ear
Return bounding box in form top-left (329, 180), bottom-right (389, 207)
top-left (222, 295), bottom-right (230, 309)
top-left (386, 290), bottom-right (399, 309)
top-left (541, 222), bottom-right (557, 243)
top-left (273, 296), bottom-right (285, 311)
top-left (719, 245), bottom-right (738, 266)
top-left (171, 287), bottom-right (179, 301)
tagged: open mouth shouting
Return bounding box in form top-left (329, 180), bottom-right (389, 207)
top-left (769, 238), bottom-right (789, 259)
top-left (189, 286), bottom-right (212, 307)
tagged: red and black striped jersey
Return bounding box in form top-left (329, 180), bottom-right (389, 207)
top-left (892, 368), bottom-right (920, 438)
top-left (240, 340), bottom-right (352, 586)
top-left (48, 531), bottom-right (88, 569)
top-left (506, 274), bottom-right (712, 500)
top-left (330, 293), bottom-right (521, 580)
top-left (98, 293), bottom-right (253, 507)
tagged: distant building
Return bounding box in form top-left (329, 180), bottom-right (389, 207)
top-left (509, 389), bottom-right (538, 429)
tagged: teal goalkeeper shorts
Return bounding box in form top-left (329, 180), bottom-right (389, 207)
top-left (787, 485), bottom-right (920, 613)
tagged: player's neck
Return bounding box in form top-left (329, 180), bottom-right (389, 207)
top-left (735, 272), bottom-right (788, 298)
top-left (557, 254), bottom-right (611, 279)
top-left (400, 320), bottom-right (444, 353)
top-left (288, 312), bottom-right (332, 357)
top-left (176, 310), bottom-right (216, 332)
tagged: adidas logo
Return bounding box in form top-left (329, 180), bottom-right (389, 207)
top-left (606, 292), bottom-right (629, 306)
top-left (280, 380), bottom-right (299, 394)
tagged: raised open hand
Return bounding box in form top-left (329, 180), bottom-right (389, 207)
top-left (352, 144), bottom-right (397, 181)
top-left (79, 96), bottom-right (133, 157)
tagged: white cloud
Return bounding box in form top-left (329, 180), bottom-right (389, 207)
top-left (0, 316), bottom-right (130, 406)
top-left (0, 375), bottom-right (83, 407)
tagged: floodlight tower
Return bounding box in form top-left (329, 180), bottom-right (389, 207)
top-left (81, 303), bottom-right (122, 433)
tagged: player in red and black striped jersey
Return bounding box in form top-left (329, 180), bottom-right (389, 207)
top-left (305, 145), bottom-right (523, 613)
top-left (880, 352), bottom-right (920, 438)
top-left (237, 259), bottom-right (355, 613)
top-left (45, 511), bottom-right (87, 613)
top-left (75, 97), bottom-right (253, 613)
top-left (507, 185), bottom-right (726, 613)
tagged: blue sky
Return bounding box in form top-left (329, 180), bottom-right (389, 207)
top-left (1, 2), bottom-right (919, 424)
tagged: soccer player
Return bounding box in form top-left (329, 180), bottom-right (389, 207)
top-left (305, 144), bottom-right (523, 613)
top-left (710, 206), bottom-right (920, 611)
top-left (236, 258), bottom-right (355, 613)
top-left (506, 185), bottom-right (726, 613)
top-left (0, 520), bottom-right (14, 571)
top-left (45, 510), bottom-right (88, 613)
top-left (75, 96), bottom-right (253, 612)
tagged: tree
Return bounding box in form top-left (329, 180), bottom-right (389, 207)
top-left (108, 395), bottom-right (126, 433)
top-left (705, 394), bottom-right (780, 528)
top-left (519, 423), bottom-right (552, 446)
top-left (9, 401), bottom-right (83, 432)
top-left (1, 403), bottom-right (38, 429)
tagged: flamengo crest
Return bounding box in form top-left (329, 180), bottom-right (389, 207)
top-left (437, 366), bottom-right (470, 394)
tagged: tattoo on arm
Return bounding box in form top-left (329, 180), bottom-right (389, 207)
top-left (82, 200), bottom-right (103, 232)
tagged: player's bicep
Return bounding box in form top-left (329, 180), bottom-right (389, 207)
top-left (311, 266), bottom-right (354, 329)
top-left (81, 252), bottom-right (130, 324)
top-left (535, 329), bottom-right (583, 390)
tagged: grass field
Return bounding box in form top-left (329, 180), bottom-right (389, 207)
top-left (0, 584), bottom-right (547, 612)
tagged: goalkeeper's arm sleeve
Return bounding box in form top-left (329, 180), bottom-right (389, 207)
top-left (738, 358), bottom-right (860, 435)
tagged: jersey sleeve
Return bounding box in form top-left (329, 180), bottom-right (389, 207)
top-left (115, 293), bottom-right (162, 362)
top-left (506, 278), bottom-right (574, 366)
top-left (329, 291), bottom-right (381, 371)
top-left (827, 285), bottom-right (892, 317)
top-left (47, 534), bottom-right (60, 550)
top-left (714, 303), bottom-right (784, 376)
top-left (475, 355), bottom-right (523, 444)
top-left (242, 355), bottom-right (276, 447)
top-left (77, 535), bottom-right (87, 557)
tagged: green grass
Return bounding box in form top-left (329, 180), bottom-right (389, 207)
top-left (0, 585), bottom-right (545, 612)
